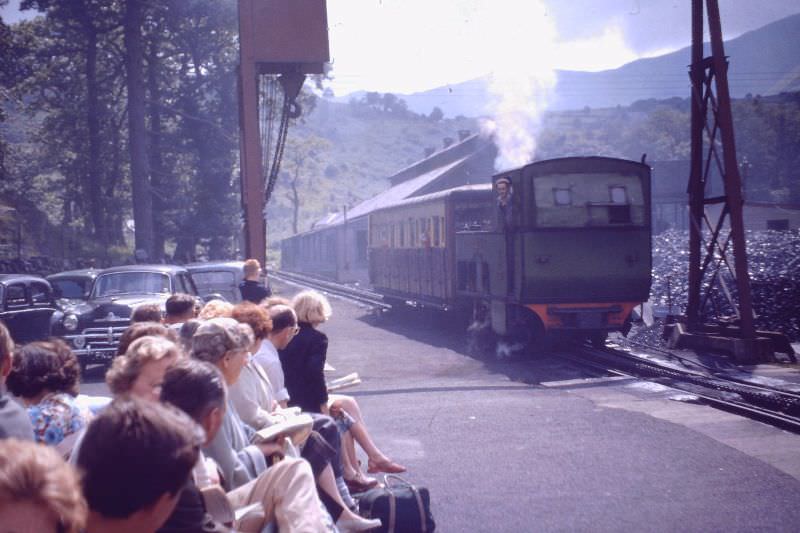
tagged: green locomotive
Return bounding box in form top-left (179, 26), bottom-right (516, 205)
top-left (368, 156), bottom-right (652, 346)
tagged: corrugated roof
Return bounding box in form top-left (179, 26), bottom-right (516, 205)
top-left (384, 183), bottom-right (492, 209)
top-left (313, 155), bottom-right (471, 228)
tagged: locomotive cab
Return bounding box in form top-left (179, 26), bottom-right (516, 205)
top-left (455, 157), bottom-right (652, 345)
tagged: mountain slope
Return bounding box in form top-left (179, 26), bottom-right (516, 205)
top-left (354, 12), bottom-right (800, 116)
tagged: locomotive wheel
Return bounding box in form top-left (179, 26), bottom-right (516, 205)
top-left (507, 308), bottom-right (546, 356)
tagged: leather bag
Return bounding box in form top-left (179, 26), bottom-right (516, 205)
top-left (358, 475), bottom-right (436, 533)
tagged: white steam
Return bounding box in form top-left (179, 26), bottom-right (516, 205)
top-left (477, 0), bottom-right (558, 171)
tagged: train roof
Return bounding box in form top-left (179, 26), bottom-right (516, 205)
top-left (371, 183), bottom-right (493, 212)
top-left (496, 156), bottom-right (650, 176)
top-left (315, 155), bottom-right (472, 228)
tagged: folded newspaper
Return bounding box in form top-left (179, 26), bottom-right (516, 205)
top-left (326, 372), bottom-right (361, 392)
top-left (250, 414), bottom-right (313, 446)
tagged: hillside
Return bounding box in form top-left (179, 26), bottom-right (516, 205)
top-left (346, 12), bottom-right (800, 117)
top-left (265, 99), bottom-right (477, 249)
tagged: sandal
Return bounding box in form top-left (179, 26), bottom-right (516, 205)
top-left (367, 457), bottom-right (406, 474)
top-left (345, 475), bottom-right (379, 493)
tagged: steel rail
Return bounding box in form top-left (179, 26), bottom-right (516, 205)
top-left (564, 344), bottom-right (800, 434)
top-left (268, 270), bottom-right (390, 309)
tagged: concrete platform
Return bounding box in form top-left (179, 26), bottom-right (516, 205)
top-left (317, 293), bottom-right (800, 532)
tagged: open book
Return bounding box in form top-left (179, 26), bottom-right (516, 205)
top-left (327, 372), bottom-right (362, 392)
top-left (250, 414), bottom-right (313, 446)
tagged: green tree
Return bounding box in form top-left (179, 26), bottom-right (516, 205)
top-left (429, 106), bottom-right (444, 121)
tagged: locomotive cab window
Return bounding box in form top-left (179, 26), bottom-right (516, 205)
top-left (609, 186), bottom-right (628, 204)
top-left (553, 188), bottom-right (572, 206)
top-left (533, 172), bottom-right (646, 227)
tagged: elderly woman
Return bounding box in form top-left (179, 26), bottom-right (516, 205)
top-left (0, 438), bottom-right (87, 533)
top-left (192, 317), bottom-right (378, 532)
top-left (280, 290), bottom-right (406, 476)
top-left (107, 335), bottom-right (183, 402)
top-left (66, 335), bottom-right (183, 467)
top-left (6, 340), bottom-right (91, 450)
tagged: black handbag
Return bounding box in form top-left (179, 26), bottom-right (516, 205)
top-left (358, 475), bottom-right (436, 533)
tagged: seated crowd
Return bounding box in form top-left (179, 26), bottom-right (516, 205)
top-left (0, 280), bottom-right (403, 533)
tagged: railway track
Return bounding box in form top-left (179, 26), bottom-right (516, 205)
top-left (271, 270), bottom-right (800, 432)
top-left (268, 270), bottom-right (390, 309)
top-left (564, 343), bottom-right (800, 434)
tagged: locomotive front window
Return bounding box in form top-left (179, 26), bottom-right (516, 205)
top-left (533, 173), bottom-right (645, 227)
top-left (553, 188), bottom-right (572, 206)
top-left (609, 186), bottom-right (628, 204)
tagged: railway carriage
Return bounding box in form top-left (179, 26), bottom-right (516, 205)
top-left (368, 156), bottom-right (652, 345)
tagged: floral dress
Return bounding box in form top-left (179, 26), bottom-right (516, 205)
top-left (28, 392), bottom-right (89, 446)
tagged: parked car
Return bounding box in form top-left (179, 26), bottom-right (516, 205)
top-left (47, 268), bottom-right (101, 308)
top-left (50, 264), bottom-right (200, 367)
top-left (186, 260), bottom-right (249, 303)
top-left (0, 274), bottom-right (57, 343)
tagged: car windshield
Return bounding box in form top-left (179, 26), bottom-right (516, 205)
top-left (52, 278), bottom-right (90, 299)
top-left (192, 270), bottom-right (235, 286)
top-left (93, 272), bottom-right (171, 297)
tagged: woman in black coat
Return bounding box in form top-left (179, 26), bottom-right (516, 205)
top-left (280, 291), bottom-right (406, 481)
top-left (280, 318), bottom-right (329, 413)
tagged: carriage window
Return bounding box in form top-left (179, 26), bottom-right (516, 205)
top-left (454, 202), bottom-right (493, 231)
top-left (609, 186), bottom-right (628, 204)
top-left (433, 217), bottom-right (440, 246)
top-left (553, 188), bottom-right (572, 206)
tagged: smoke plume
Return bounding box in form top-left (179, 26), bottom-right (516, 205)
top-left (478, 0), bottom-right (558, 171)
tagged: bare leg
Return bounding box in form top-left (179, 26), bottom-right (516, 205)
top-left (330, 394), bottom-right (406, 474)
top-left (317, 464), bottom-right (372, 523)
top-left (330, 395), bottom-right (384, 461)
top-left (340, 432), bottom-right (359, 479)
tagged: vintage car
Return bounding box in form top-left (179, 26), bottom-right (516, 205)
top-left (0, 274), bottom-right (57, 343)
top-left (47, 268), bottom-right (101, 308)
top-left (50, 264), bottom-right (200, 366)
top-left (186, 260), bottom-right (251, 303)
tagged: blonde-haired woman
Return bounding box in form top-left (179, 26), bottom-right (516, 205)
top-left (281, 290), bottom-right (406, 479)
top-left (106, 336), bottom-right (182, 402)
top-left (198, 299), bottom-right (234, 320)
top-left (0, 438), bottom-right (87, 533)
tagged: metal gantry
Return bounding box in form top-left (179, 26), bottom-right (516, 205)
top-left (678, 0), bottom-right (793, 362)
top-left (686, 0), bottom-right (752, 330)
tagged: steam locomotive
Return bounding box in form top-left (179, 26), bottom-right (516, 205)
top-left (367, 156), bottom-right (652, 346)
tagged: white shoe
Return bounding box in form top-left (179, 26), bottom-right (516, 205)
top-left (335, 515), bottom-right (382, 532)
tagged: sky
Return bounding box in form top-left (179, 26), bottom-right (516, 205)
top-left (325, 0), bottom-right (800, 95)
top-left (3, 0), bottom-right (800, 96)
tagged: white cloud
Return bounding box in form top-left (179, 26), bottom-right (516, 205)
top-left (553, 24), bottom-right (639, 72)
top-left (327, 1), bottom-right (645, 96)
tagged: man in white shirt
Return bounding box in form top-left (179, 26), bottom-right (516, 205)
top-left (253, 305), bottom-right (297, 408)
